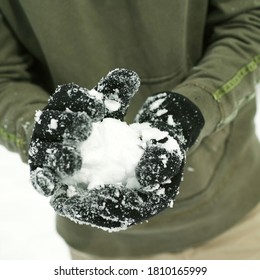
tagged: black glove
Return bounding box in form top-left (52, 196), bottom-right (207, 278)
top-left (29, 69), bottom-right (204, 232)
top-left (29, 68), bottom-right (140, 196)
top-left (135, 91), bottom-right (205, 188)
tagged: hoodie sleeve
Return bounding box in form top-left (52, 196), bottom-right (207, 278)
top-left (175, 0), bottom-right (260, 140)
top-left (0, 13), bottom-right (49, 162)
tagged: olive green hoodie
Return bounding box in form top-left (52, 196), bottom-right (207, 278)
top-left (0, 0), bottom-right (260, 258)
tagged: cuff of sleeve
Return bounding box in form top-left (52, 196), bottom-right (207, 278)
top-left (0, 81), bottom-right (50, 163)
top-left (174, 83), bottom-right (221, 141)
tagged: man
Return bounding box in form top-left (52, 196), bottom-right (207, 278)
top-left (0, 0), bottom-right (260, 259)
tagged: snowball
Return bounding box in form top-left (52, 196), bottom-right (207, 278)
top-left (63, 118), bottom-right (182, 190)
top-left (65, 118), bottom-right (144, 189)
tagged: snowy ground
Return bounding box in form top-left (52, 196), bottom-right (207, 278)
top-left (0, 86), bottom-right (260, 260)
top-left (0, 149), bottom-right (70, 260)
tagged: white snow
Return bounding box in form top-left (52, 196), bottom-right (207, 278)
top-left (0, 148), bottom-right (70, 260)
top-left (66, 118), bottom-right (144, 189)
top-left (34, 110), bottom-right (42, 124)
top-left (49, 119), bottom-right (58, 130)
top-left (149, 96), bottom-right (165, 110)
top-left (167, 115), bottom-right (176, 126)
top-left (0, 86), bottom-right (259, 259)
top-left (132, 122), bottom-right (181, 154)
top-left (156, 109), bottom-right (168, 116)
top-left (66, 185), bottom-right (77, 198)
top-left (64, 118), bottom-right (182, 190)
top-left (104, 99), bottom-right (121, 112)
top-left (88, 88), bottom-right (103, 100)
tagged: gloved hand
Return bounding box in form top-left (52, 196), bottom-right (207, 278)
top-left (135, 91), bottom-right (205, 188)
top-left (29, 68), bottom-right (139, 197)
top-left (28, 68), bottom-right (204, 232)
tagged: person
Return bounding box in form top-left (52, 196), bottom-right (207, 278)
top-left (0, 1), bottom-right (260, 260)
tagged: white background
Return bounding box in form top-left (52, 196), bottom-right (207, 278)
top-left (0, 86), bottom-right (260, 260)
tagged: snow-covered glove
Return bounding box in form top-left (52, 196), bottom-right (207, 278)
top-left (29, 69), bottom-right (139, 196)
top-left (29, 68), bottom-right (204, 232)
top-left (28, 86), bottom-right (98, 196)
top-left (29, 69), bottom-right (144, 229)
top-left (135, 92), bottom-right (205, 188)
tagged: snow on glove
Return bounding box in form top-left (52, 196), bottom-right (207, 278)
top-left (53, 92), bottom-right (203, 232)
top-left (29, 69), bottom-right (139, 196)
top-left (29, 68), bottom-right (204, 232)
top-left (29, 68), bottom-right (145, 230)
top-left (135, 91), bottom-right (205, 191)
top-left (28, 86), bottom-right (100, 196)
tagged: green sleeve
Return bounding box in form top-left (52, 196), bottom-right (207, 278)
top-left (175, 0), bottom-right (260, 139)
top-left (0, 13), bottom-right (49, 162)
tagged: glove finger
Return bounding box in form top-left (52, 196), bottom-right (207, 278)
top-left (136, 145), bottom-right (184, 187)
top-left (94, 68), bottom-right (140, 120)
top-left (29, 139), bottom-right (82, 176)
top-left (32, 110), bottom-right (92, 143)
top-left (136, 92), bottom-right (205, 150)
top-left (50, 184), bottom-right (149, 230)
top-left (30, 167), bottom-right (59, 197)
top-left (28, 141), bottom-right (81, 195)
top-left (46, 83), bottom-right (105, 121)
top-left (29, 141), bottom-right (82, 196)
top-left (50, 177), bottom-right (181, 231)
